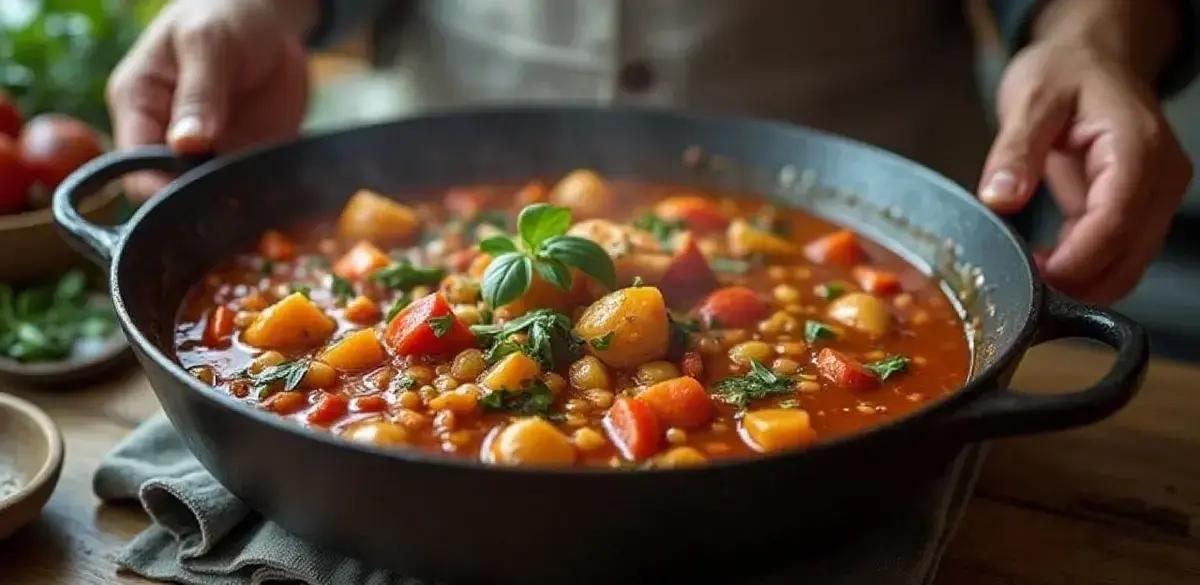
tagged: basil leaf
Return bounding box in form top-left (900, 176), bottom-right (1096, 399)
top-left (481, 253), bottom-right (533, 308)
top-left (589, 331), bottom-right (614, 350)
top-left (385, 294), bottom-right (411, 324)
top-left (711, 360), bottom-right (793, 408)
top-left (865, 355), bottom-right (910, 381)
top-left (479, 235), bottom-right (519, 256)
top-left (518, 204), bottom-right (571, 250)
top-left (429, 315), bottom-right (454, 338)
top-left (247, 359), bottom-right (312, 399)
top-left (534, 258), bottom-right (573, 291)
top-left (369, 261), bottom-right (446, 292)
top-left (804, 320), bottom-right (837, 343)
top-left (539, 235), bottom-right (616, 289)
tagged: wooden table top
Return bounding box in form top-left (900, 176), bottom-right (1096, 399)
top-left (1, 341), bottom-right (1197, 584)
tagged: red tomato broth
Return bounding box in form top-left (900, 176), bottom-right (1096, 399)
top-left (175, 174), bottom-right (970, 468)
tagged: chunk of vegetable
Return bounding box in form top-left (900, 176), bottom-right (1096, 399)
top-left (321, 329), bottom-right (387, 371)
top-left (258, 230), bottom-right (297, 261)
top-left (337, 189), bottom-right (420, 244)
top-left (480, 351), bottom-right (542, 390)
top-left (344, 419), bottom-right (410, 446)
top-left (574, 286), bottom-right (670, 369)
top-left (728, 219), bottom-right (801, 257)
top-left (815, 348), bottom-right (878, 391)
top-left (852, 266), bottom-right (902, 295)
top-left (604, 396), bottom-right (662, 461)
top-left (658, 233), bottom-right (719, 309)
top-left (242, 293), bottom-right (337, 349)
top-left (444, 186), bottom-right (490, 219)
top-left (384, 292), bottom-right (476, 357)
top-left (638, 376), bottom-right (714, 429)
top-left (306, 392), bottom-right (349, 425)
top-left (492, 417), bottom-right (576, 466)
top-left (741, 409), bottom-right (818, 453)
top-left (803, 230), bottom-right (863, 265)
top-left (334, 241), bottom-right (392, 280)
top-left (343, 295), bottom-right (381, 324)
top-left (695, 286), bottom-right (769, 329)
top-left (655, 195), bottom-right (730, 232)
top-left (654, 446), bottom-right (709, 468)
top-left (498, 268), bottom-right (592, 319)
top-left (614, 253), bottom-right (672, 288)
top-left (827, 292), bottom-right (892, 337)
top-left (202, 305), bottom-right (235, 347)
top-left (549, 169), bottom-right (612, 219)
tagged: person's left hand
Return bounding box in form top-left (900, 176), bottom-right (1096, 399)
top-left (978, 42), bottom-right (1193, 304)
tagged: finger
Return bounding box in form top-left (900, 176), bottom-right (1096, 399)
top-left (167, 23), bottom-right (234, 154)
top-left (105, 24), bottom-right (176, 201)
top-left (978, 84), bottom-right (1074, 213)
top-left (1043, 151), bottom-right (1088, 217)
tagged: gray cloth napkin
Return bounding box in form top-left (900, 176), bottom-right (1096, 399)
top-left (94, 413), bottom-right (985, 585)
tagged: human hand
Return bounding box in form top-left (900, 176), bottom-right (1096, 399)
top-left (106, 0), bottom-right (316, 200)
top-left (978, 4), bottom-right (1193, 304)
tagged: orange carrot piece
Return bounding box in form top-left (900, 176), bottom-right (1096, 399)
top-left (654, 195), bottom-right (729, 232)
top-left (852, 266), bottom-right (901, 295)
top-left (334, 241), bottom-right (392, 280)
top-left (816, 348), bottom-right (878, 392)
top-left (344, 295), bottom-right (381, 324)
top-left (258, 230), bottom-right (297, 262)
top-left (638, 376), bottom-right (714, 429)
top-left (695, 286), bottom-right (769, 328)
top-left (350, 394), bottom-right (388, 413)
top-left (604, 396), bottom-right (663, 461)
top-left (202, 305), bottom-right (235, 347)
top-left (265, 391), bottom-right (306, 415)
top-left (803, 230), bottom-right (863, 266)
top-left (306, 392), bottom-right (348, 425)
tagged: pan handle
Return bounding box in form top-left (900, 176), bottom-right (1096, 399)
top-left (943, 289), bottom-right (1148, 441)
top-left (52, 145), bottom-right (207, 266)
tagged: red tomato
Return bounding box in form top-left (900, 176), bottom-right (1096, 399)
top-left (384, 292), bottom-right (476, 357)
top-left (654, 195), bottom-right (729, 232)
top-left (803, 230), bottom-right (863, 266)
top-left (306, 392), bottom-right (349, 425)
top-left (604, 396), bottom-right (662, 461)
top-left (852, 266), bottom-right (901, 295)
top-left (658, 232), bottom-right (718, 309)
top-left (694, 286), bottom-right (770, 329)
top-left (0, 91), bottom-right (21, 139)
top-left (815, 348), bottom-right (878, 392)
top-left (258, 230), bottom-right (298, 262)
top-left (680, 351), bottom-right (704, 379)
top-left (0, 136), bottom-right (32, 214)
top-left (18, 114), bottom-right (103, 191)
top-left (202, 306), bottom-right (236, 347)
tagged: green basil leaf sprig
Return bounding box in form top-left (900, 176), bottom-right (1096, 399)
top-left (481, 204), bottom-right (616, 308)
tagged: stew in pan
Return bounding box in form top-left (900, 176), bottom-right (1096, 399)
top-left (175, 170), bottom-right (969, 468)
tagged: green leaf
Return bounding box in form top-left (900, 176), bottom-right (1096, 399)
top-left (54, 270), bottom-right (87, 304)
top-left (481, 252), bottom-right (533, 308)
top-left (479, 380), bottom-right (562, 420)
top-left (246, 359), bottom-right (312, 398)
top-left (815, 282), bottom-right (845, 301)
top-left (330, 275), bottom-right (355, 304)
top-left (479, 235), bottom-right (519, 256)
top-left (471, 309), bottom-right (581, 369)
top-left (396, 375), bottom-right (417, 390)
top-left (864, 355), bottom-right (910, 381)
top-left (539, 235), bottom-right (616, 289)
top-left (589, 331), bottom-right (615, 350)
top-left (804, 320), bottom-right (837, 344)
top-left (429, 315), bottom-right (454, 338)
top-left (260, 259), bottom-right (275, 276)
top-left (518, 204), bottom-right (571, 250)
top-left (534, 257), bottom-right (573, 291)
top-left (668, 313), bottom-right (700, 356)
top-left (632, 212), bottom-right (686, 249)
top-left (288, 283), bottom-right (312, 298)
top-left (384, 294), bottom-right (411, 324)
top-left (368, 261), bottom-right (446, 292)
top-left (711, 360), bottom-right (794, 408)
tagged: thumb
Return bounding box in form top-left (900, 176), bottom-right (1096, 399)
top-left (978, 87), bottom-right (1073, 214)
top-left (166, 26), bottom-right (233, 154)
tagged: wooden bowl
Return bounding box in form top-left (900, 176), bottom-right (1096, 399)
top-left (0, 392), bottom-right (64, 540)
top-left (0, 186), bottom-right (123, 284)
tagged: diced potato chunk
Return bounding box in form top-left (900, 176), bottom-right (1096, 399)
top-left (242, 293), bottom-right (336, 349)
top-left (320, 329), bottom-right (387, 371)
top-left (574, 286), bottom-right (669, 369)
top-left (727, 219), bottom-right (802, 257)
top-left (549, 169), bottom-right (613, 219)
top-left (344, 420), bottom-right (409, 446)
top-left (741, 409), bottom-right (818, 453)
top-left (480, 352), bottom-right (542, 390)
top-left (337, 189), bottom-right (420, 244)
top-left (827, 292), bottom-right (892, 337)
top-left (491, 417), bottom-right (576, 466)
top-left (655, 446), bottom-right (709, 468)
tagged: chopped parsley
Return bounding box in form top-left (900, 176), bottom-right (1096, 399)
top-left (288, 283), bottom-right (312, 298)
top-left (429, 315), bottom-right (454, 338)
top-left (633, 212), bottom-right (686, 249)
top-left (668, 313), bottom-right (701, 355)
top-left (479, 380), bottom-right (563, 421)
top-left (259, 259), bottom-right (275, 276)
top-left (589, 331), bottom-right (615, 350)
top-left (865, 355), bottom-right (911, 381)
top-left (815, 282), bottom-right (845, 300)
top-left (245, 359), bottom-right (311, 399)
top-left (711, 360), bottom-right (794, 409)
top-left (384, 294), bottom-right (411, 324)
top-left (330, 275), bottom-right (355, 304)
top-left (395, 374), bottom-right (417, 390)
top-left (804, 320), bottom-right (837, 344)
top-left (369, 261), bottom-right (446, 292)
top-left (471, 309), bottom-right (583, 369)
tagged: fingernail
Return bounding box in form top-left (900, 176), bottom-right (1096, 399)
top-left (167, 115), bottom-right (204, 143)
top-left (980, 170), bottom-right (1019, 206)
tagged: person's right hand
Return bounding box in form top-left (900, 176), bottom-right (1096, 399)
top-left (107, 0), bottom-right (316, 200)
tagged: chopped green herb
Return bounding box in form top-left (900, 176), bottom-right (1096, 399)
top-left (330, 275), bottom-right (355, 304)
top-left (395, 375), bottom-right (417, 390)
top-left (478, 306), bottom-right (494, 326)
top-left (479, 380), bottom-right (563, 421)
top-left (247, 359), bottom-right (311, 399)
top-left (589, 331), bottom-right (615, 350)
top-left (0, 270), bottom-right (117, 363)
top-left (711, 360), bottom-right (794, 409)
top-left (288, 283), bottom-right (312, 298)
top-left (260, 259), bottom-right (275, 276)
top-left (471, 309), bottom-right (583, 369)
top-left (778, 399), bottom-right (800, 409)
top-left (632, 212), bottom-right (686, 249)
top-left (369, 261), bottom-right (446, 292)
top-left (668, 313), bottom-right (701, 355)
top-left (804, 320), bottom-right (837, 343)
top-left (710, 257), bottom-right (751, 274)
top-left (384, 294), bottom-right (411, 324)
top-left (816, 282), bottom-right (845, 300)
top-left (429, 315), bottom-right (454, 338)
top-left (865, 355), bottom-right (911, 381)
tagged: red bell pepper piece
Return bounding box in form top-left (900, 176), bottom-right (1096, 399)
top-left (384, 292), bottom-right (476, 357)
top-left (816, 348), bottom-right (878, 392)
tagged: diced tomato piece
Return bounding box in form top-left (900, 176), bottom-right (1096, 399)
top-left (804, 230), bottom-right (863, 266)
top-left (659, 233), bottom-right (719, 309)
top-left (638, 376), bottom-right (714, 429)
top-left (258, 230), bottom-right (297, 262)
top-left (655, 195), bottom-right (729, 232)
top-left (695, 286), bottom-right (770, 329)
top-left (604, 396), bottom-right (663, 461)
top-left (350, 394), bottom-right (388, 413)
top-left (444, 187), bottom-right (490, 219)
top-left (306, 392), bottom-right (349, 425)
top-left (815, 348), bottom-right (878, 391)
top-left (265, 391), bottom-right (306, 415)
top-left (202, 305), bottom-right (235, 347)
top-left (852, 266), bottom-right (901, 295)
top-left (384, 292), bottom-right (476, 357)
top-left (334, 241), bottom-right (392, 280)
top-left (680, 351), bottom-right (704, 379)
